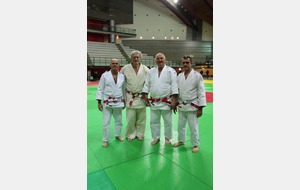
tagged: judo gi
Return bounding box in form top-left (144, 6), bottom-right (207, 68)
top-left (120, 63), bottom-right (150, 139)
top-left (177, 69), bottom-right (206, 146)
top-left (96, 70), bottom-right (125, 141)
top-left (142, 65), bottom-right (178, 140)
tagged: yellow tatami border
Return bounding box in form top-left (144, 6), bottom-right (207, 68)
top-left (204, 79), bottom-right (213, 84)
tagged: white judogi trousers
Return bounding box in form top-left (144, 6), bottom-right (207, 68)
top-left (150, 109), bottom-right (173, 140)
top-left (125, 107), bottom-right (146, 139)
top-left (102, 105), bottom-right (123, 141)
top-left (177, 111), bottom-right (200, 146)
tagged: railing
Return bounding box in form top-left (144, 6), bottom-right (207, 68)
top-left (90, 57), bottom-right (129, 66)
top-left (89, 57), bottom-right (182, 68)
top-left (87, 23), bottom-right (136, 36)
top-left (172, 60), bottom-right (213, 68)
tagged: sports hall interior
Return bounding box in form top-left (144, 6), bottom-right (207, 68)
top-left (87, 0), bottom-right (213, 189)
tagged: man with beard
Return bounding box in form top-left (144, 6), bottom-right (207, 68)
top-left (173, 55), bottom-right (207, 153)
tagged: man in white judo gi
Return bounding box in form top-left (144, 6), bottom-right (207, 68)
top-left (173, 55), bottom-right (206, 153)
top-left (120, 50), bottom-right (150, 141)
top-left (142, 53), bottom-right (178, 145)
top-left (96, 59), bottom-right (125, 147)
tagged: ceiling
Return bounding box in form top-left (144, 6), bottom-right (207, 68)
top-left (159, 0), bottom-right (213, 30)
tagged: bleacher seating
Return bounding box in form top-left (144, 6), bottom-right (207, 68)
top-left (121, 40), bottom-right (212, 65)
top-left (119, 43), bottom-right (155, 67)
top-left (88, 41), bottom-right (157, 67)
top-left (87, 42), bottom-right (128, 66)
top-left (119, 43), bottom-right (178, 67)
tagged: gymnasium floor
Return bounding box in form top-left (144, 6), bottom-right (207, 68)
top-left (87, 80), bottom-right (213, 190)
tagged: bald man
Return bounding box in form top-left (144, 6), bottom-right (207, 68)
top-left (96, 58), bottom-right (125, 147)
top-left (142, 53), bottom-right (178, 146)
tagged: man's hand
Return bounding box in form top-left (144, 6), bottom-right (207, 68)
top-left (98, 102), bottom-right (103, 112)
top-left (196, 109), bottom-right (203, 118)
top-left (170, 103), bottom-right (177, 114)
top-left (171, 94), bottom-right (178, 114)
top-left (141, 93), bottom-right (150, 106)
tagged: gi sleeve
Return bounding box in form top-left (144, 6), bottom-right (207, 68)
top-left (96, 73), bottom-right (105, 101)
top-left (170, 68), bottom-right (178, 95)
top-left (142, 70), bottom-right (150, 93)
top-left (197, 73), bottom-right (207, 107)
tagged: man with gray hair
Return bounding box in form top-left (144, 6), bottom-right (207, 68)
top-left (120, 50), bottom-right (150, 141)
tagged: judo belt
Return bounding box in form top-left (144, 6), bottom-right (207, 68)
top-left (126, 90), bottom-right (142, 106)
top-left (148, 95), bottom-right (172, 106)
top-left (177, 101), bottom-right (200, 109)
top-left (103, 97), bottom-right (124, 106)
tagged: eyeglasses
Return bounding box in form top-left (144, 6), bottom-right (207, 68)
top-left (182, 62), bottom-right (190, 64)
top-left (111, 62), bottom-right (119, 65)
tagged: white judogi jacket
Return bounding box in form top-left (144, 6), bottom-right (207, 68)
top-left (120, 63), bottom-right (150, 108)
top-left (177, 69), bottom-right (206, 111)
top-left (142, 65), bottom-right (178, 110)
top-left (96, 70), bottom-right (125, 107)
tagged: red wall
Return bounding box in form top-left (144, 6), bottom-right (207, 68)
top-left (87, 18), bottom-right (109, 42)
top-left (87, 32), bottom-right (108, 42)
top-left (87, 18), bottom-right (111, 80)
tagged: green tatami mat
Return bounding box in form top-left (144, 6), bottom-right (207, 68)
top-left (105, 153), bottom-right (212, 190)
top-left (161, 102), bottom-right (213, 186)
top-left (87, 146), bottom-right (103, 174)
top-left (205, 83), bottom-right (213, 92)
top-left (87, 170), bottom-right (116, 190)
top-left (87, 83), bottom-right (213, 189)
